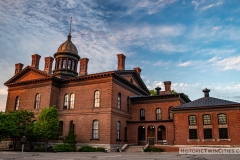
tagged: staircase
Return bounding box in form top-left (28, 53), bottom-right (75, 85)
top-left (124, 145), bottom-right (144, 153)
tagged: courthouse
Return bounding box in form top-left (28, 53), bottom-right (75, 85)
top-left (4, 32), bottom-right (240, 149)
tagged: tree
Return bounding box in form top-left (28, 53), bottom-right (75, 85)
top-left (33, 106), bottom-right (59, 151)
top-left (149, 89), bottom-right (178, 96)
top-left (0, 110), bottom-right (34, 150)
top-left (149, 89), bottom-right (157, 96)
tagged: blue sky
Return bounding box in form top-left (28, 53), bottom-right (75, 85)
top-left (1, 0), bottom-right (240, 111)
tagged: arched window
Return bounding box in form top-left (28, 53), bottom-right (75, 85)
top-left (188, 115), bottom-right (197, 139)
top-left (69, 120), bottom-right (74, 132)
top-left (169, 107), bottom-right (173, 120)
top-left (188, 115), bottom-right (197, 125)
top-left (72, 61), bottom-right (75, 71)
top-left (118, 93), bottom-right (121, 109)
top-left (218, 113), bottom-right (228, 139)
top-left (15, 96), bottom-right (20, 111)
top-left (62, 59), bottom-right (67, 69)
top-left (140, 109), bottom-right (145, 121)
top-left (34, 93), bottom-right (40, 109)
top-left (92, 120), bottom-right (99, 139)
top-left (63, 94), bottom-right (69, 109)
top-left (203, 114), bottom-right (212, 139)
top-left (58, 59), bottom-right (62, 69)
top-left (68, 59), bottom-right (72, 69)
top-left (203, 114), bottom-right (211, 125)
top-left (59, 121), bottom-right (63, 137)
top-left (70, 94), bottom-right (75, 109)
top-left (117, 121), bottom-right (121, 140)
top-left (218, 114), bottom-right (227, 124)
top-left (94, 90), bottom-right (100, 107)
top-left (156, 108), bottom-right (161, 120)
top-left (130, 78), bottom-right (133, 83)
top-left (127, 96), bottom-right (130, 112)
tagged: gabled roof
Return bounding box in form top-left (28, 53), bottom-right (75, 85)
top-left (114, 70), bottom-right (149, 94)
top-left (130, 93), bottom-right (190, 103)
top-left (4, 66), bottom-right (54, 86)
top-left (174, 96), bottom-right (238, 109)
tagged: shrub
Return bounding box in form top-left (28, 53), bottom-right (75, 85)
top-left (54, 144), bottom-right (76, 152)
top-left (143, 146), bottom-right (152, 152)
top-left (143, 146), bottom-right (163, 152)
top-left (78, 145), bottom-right (105, 152)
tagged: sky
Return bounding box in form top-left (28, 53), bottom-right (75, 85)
top-left (1, 0), bottom-right (240, 111)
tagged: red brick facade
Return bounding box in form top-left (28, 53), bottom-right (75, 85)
top-left (4, 34), bottom-right (240, 149)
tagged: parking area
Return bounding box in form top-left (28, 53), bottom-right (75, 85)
top-left (0, 152), bottom-right (240, 160)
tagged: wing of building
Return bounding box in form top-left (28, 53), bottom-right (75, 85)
top-left (4, 33), bottom-right (240, 150)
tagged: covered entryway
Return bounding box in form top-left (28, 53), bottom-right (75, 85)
top-left (157, 125), bottom-right (166, 144)
top-left (138, 126), bottom-right (145, 145)
top-left (147, 125), bottom-right (155, 145)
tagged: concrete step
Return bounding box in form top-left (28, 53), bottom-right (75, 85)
top-left (124, 146), bottom-right (144, 153)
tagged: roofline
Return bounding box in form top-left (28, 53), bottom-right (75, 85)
top-left (172, 103), bottom-right (240, 112)
top-left (130, 93), bottom-right (190, 102)
top-left (114, 70), bottom-right (149, 93)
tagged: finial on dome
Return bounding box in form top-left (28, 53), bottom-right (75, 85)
top-left (67, 17), bottom-right (72, 41)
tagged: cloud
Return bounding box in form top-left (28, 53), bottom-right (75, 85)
top-left (153, 60), bottom-right (171, 66)
top-left (178, 61), bottom-right (192, 67)
top-left (192, 0), bottom-right (223, 11)
top-left (213, 56), bottom-right (240, 71)
top-left (201, 1), bottom-right (223, 10)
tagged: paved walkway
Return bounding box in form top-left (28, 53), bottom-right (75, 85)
top-left (0, 151), bottom-right (240, 160)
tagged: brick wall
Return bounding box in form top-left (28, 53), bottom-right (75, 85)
top-left (174, 110), bottom-right (240, 145)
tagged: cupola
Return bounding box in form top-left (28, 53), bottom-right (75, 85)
top-left (53, 18), bottom-right (80, 78)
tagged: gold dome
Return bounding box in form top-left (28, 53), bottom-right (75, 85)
top-left (57, 35), bottom-right (78, 54)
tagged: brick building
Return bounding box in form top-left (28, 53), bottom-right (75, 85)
top-left (4, 33), bottom-right (240, 149)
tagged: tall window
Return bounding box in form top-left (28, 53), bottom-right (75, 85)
top-left (15, 96), bottom-right (20, 111)
top-left (68, 59), bottom-right (72, 69)
top-left (70, 94), bottom-right (75, 109)
top-left (34, 93), bottom-right (40, 109)
top-left (203, 114), bottom-right (211, 125)
top-left (203, 114), bottom-right (212, 139)
top-left (64, 94), bottom-right (69, 109)
top-left (140, 109), bottom-right (145, 121)
top-left (156, 108), bottom-right (161, 120)
top-left (59, 121), bottom-right (63, 137)
top-left (169, 107), bottom-right (173, 120)
top-left (63, 59), bottom-right (67, 69)
top-left (218, 114), bottom-right (227, 124)
top-left (72, 61), bottom-right (75, 71)
top-left (94, 90), bottom-right (100, 107)
top-left (58, 59), bottom-right (62, 69)
top-left (92, 120), bottom-right (99, 139)
top-left (118, 93), bottom-right (121, 109)
top-left (188, 115), bottom-right (197, 125)
top-left (127, 97), bottom-right (130, 112)
top-left (188, 115), bottom-right (197, 139)
top-left (69, 120), bottom-right (74, 132)
top-left (218, 114), bottom-right (228, 139)
top-left (117, 121), bottom-right (121, 140)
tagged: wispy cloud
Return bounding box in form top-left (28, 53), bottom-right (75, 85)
top-left (192, 0), bottom-right (223, 10)
top-left (153, 60), bottom-right (171, 66)
top-left (213, 55), bottom-right (240, 71)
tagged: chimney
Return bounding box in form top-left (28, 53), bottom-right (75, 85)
top-left (155, 86), bottom-right (161, 95)
top-left (15, 63), bottom-right (24, 75)
top-left (134, 67), bottom-right (141, 75)
top-left (203, 88), bottom-right (210, 97)
top-left (117, 54), bottom-right (126, 70)
top-left (164, 81), bottom-right (171, 94)
top-left (79, 58), bottom-right (89, 76)
top-left (44, 57), bottom-right (54, 74)
top-left (31, 54), bottom-right (41, 69)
